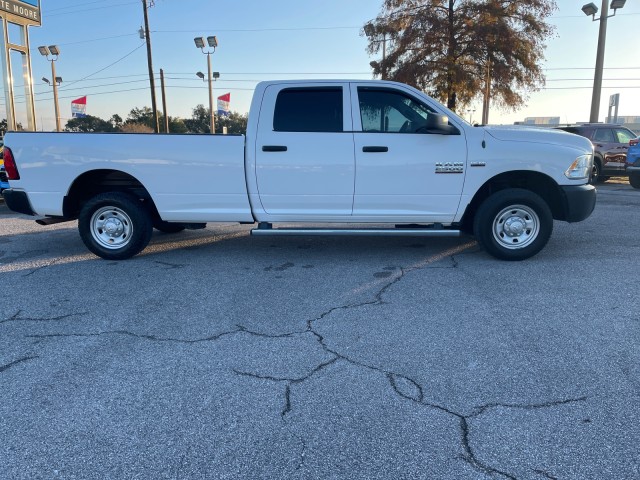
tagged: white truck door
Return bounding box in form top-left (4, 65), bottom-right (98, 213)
top-left (351, 84), bottom-right (467, 222)
top-left (254, 84), bottom-right (355, 216)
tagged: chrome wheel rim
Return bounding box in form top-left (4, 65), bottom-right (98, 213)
top-left (492, 204), bottom-right (540, 250)
top-left (90, 206), bottom-right (133, 250)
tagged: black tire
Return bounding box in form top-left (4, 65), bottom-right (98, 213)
top-left (153, 220), bottom-right (186, 234)
top-left (473, 188), bottom-right (553, 261)
top-left (630, 173), bottom-right (640, 189)
top-left (590, 159), bottom-right (603, 184)
top-left (78, 192), bottom-right (153, 260)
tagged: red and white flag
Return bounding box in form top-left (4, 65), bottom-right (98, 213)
top-left (217, 93), bottom-right (230, 117)
top-left (71, 96), bottom-right (87, 118)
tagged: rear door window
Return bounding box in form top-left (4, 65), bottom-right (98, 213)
top-left (273, 88), bottom-right (343, 133)
top-left (592, 128), bottom-right (615, 143)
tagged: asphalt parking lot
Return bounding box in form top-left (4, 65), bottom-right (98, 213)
top-left (1, 181), bottom-right (639, 480)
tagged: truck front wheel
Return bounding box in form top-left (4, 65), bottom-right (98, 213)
top-left (473, 189), bottom-right (553, 261)
top-left (78, 192), bottom-right (153, 260)
top-left (629, 173), bottom-right (640, 189)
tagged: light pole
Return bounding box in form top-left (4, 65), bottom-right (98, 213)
top-left (466, 108), bottom-right (476, 124)
top-left (38, 45), bottom-right (62, 132)
top-left (194, 36), bottom-right (218, 134)
top-left (582, 0), bottom-right (626, 123)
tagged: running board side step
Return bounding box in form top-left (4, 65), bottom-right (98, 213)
top-left (251, 228), bottom-right (461, 238)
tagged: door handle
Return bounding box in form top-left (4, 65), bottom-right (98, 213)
top-left (362, 146), bottom-right (389, 153)
top-left (262, 145), bottom-right (288, 152)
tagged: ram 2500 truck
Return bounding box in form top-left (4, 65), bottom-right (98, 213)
top-left (2, 80), bottom-right (596, 261)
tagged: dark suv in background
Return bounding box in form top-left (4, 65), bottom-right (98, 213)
top-left (555, 124), bottom-right (638, 184)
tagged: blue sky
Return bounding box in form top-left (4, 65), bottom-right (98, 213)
top-left (7, 0), bottom-right (640, 130)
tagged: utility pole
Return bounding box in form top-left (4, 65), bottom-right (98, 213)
top-left (382, 33), bottom-right (387, 80)
top-left (481, 59), bottom-right (491, 125)
top-left (142, 0), bottom-right (160, 133)
top-left (160, 68), bottom-right (169, 133)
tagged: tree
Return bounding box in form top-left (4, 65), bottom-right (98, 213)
top-left (164, 116), bottom-right (188, 134)
top-left (110, 114), bottom-right (123, 130)
top-left (183, 105), bottom-right (248, 134)
top-left (217, 111), bottom-right (249, 135)
top-left (1, 118), bottom-right (24, 134)
top-left (364, 0), bottom-right (557, 112)
top-left (125, 106), bottom-right (188, 134)
top-left (64, 115), bottom-right (116, 133)
top-left (183, 104), bottom-right (211, 134)
top-left (125, 106), bottom-right (154, 129)
top-left (120, 122), bottom-right (154, 133)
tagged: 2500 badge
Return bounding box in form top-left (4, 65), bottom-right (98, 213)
top-left (435, 162), bottom-right (464, 174)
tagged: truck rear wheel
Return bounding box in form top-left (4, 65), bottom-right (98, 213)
top-left (629, 173), bottom-right (640, 189)
top-left (473, 188), bottom-right (553, 261)
top-left (78, 192), bottom-right (153, 260)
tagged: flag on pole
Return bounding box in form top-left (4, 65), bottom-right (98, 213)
top-left (71, 97), bottom-right (87, 118)
top-left (217, 93), bottom-right (230, 117)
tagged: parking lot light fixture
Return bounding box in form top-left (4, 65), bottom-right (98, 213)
top-left (194, 35), bottom-right (218, 134)
top-left (582, 3), bottom-right (598, 17)
top-left (38, 45), bottom-right (63, 132)
top-left (610, 0), bottom-right (626, 10)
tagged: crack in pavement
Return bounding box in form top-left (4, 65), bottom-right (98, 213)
top-left (16, 241), bottom-right (578, 477)
top-left (532, 469), bottom-right (558, 480)
top-left (27, 327), bottom-right (242, 344)
top-left (234, 357), bottom-right (339, 471)
top-left (0, 355), bottom-right (38, 373)
top-left (234, 356), bottom-right (340, 418)
top-left (1, 310), bottom-right (88, 325)
top-left (25, 324), bottom-right (300, 345)
top-left (230, 244), bottom-right (586, 479)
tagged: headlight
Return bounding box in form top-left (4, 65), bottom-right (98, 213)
top-left (565, 154), bottom-right (592, 180)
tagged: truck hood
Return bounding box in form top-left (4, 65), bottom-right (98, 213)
top-left (484, 126), bottom-right (593, 151)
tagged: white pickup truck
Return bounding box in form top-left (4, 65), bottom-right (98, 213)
top-left (2, 79), bottom-right (595, 261)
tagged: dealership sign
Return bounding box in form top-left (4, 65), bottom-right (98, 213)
top-left (0, 0), bottom-right (41, 25)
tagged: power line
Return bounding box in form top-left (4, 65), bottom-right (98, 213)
top-left (35, 33), bottom-right (141, 48)
top-left (60, 43), bottom-right (146, 91)
top-left (5, 75), bottom-right (640, 101)
top-left (46, 1), bottom-right (139, 17)
top-left (44, 0), bottom-right (111, 13)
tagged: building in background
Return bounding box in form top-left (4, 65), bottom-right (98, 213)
top-left (514, 117), bottom-right (561, 127)
top-left (605, 116), bottom-right (640, 134)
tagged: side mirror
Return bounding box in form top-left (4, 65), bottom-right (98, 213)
top-left (420, 114), bottom-right (459, 135)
